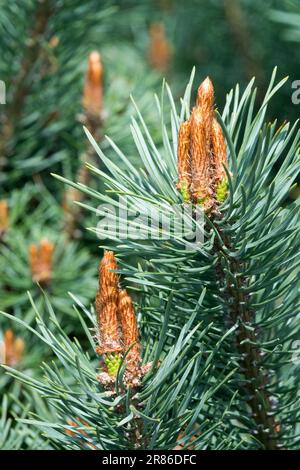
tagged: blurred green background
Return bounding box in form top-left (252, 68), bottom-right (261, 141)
top-left (0, 0), bottom-right (299, 333)
top-left (0, 0), bottom-right (299, 447)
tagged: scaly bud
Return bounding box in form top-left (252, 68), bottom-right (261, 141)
top-left (0, 200), bottom-right (8, 236)
top-left (118, 289), bottom-right (144, 388)
top-left (176, 76), bottom-right (229, 211)
top-left (0, 329), bottom-right (25, 366)
top-left (29, 238), bottom-right (54, 285)
top-left (177, 121), bottom-right (191, 202)
top-left (148, 23), bottom-right (172, 73)
top-left (190, 78), bottom-right (214, 207)
top-left (118, 289), bottom-right (140, 351)
top-left (96, 254), bottom-right (151, 388)
top-left (82, 51), bottom-right (103, 117)
top-left (95, 251), bottom-right (122, 356)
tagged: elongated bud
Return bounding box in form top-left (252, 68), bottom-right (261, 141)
top-left (176, 76), bottom-right (228, 211)
top-left (0, 330), bottom-right (24, 367)
top-left (191, 78), bottom-right (214, 207)
top-left (82, 51), bottom-right (103, 116)
top-left (0, 200), bottom-right (8, 235)
top-left (118, 289), bottom-right (143, 387)
top-left (189, 105), bottom-right (214, 208)
top-left (148, 23), bottom-right (172, 73)
top-left (29, 238), bottom-right (54, 285)
top-left (95, 251), bottom-right (122, 355)
top-left (96, 254), bottom-right (152, 388)
top-left (177, 121), bottom-right (191, 202)
top-left (118, 289), bottom-right (140, 351)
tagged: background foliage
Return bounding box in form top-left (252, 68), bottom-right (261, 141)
top-left (0, 0), bottom-right (299, 450)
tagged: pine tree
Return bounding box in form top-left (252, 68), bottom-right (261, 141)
top-left (2, 67), bottom-right (300, 449)
top-left (0, 0), bottom-right (167, 447)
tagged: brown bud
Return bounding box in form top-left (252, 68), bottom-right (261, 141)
top-left (177, 121), bottom-right (191, 199)
top-left (148, 23), bottom-right (172, 73)
top-left (95, 251), bottom-right (122, 355)
top-left (190, 78), bottom-right (214, 206)
top-left (82, 51), bottom-right (103, 116)
top-left (29, 238), bottom-right (54, 285)
top-left (118, 289), bottom-right (140, 350)
top-left (0, 200), bottom-right (8, 235)
top-left (176, 76), bottom-right (228, 211)
top-left (118, 289), bottom-right (143, 387)
top-left (211, 118), bottom-right (227, 184)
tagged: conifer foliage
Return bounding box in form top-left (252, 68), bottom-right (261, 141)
top-left (1, 0), bottom-right (300, 453)
top-left (2, 67), bottom-right (299, 450)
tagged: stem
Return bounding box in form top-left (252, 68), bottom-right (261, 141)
top-left (215, 223), bottom-right (280, 450)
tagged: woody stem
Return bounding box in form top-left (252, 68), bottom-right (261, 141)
top-left (0, 0), bottom-right (52, 163)
top-left (215, 223), bottom-right (280, 450)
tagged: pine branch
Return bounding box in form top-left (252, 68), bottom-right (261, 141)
top-left (53, 68), bottom-right (300, 449)
top-left (215, 224), bottom-right (279, 449)
top-left (1, 289), bottom-right (238, 450)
